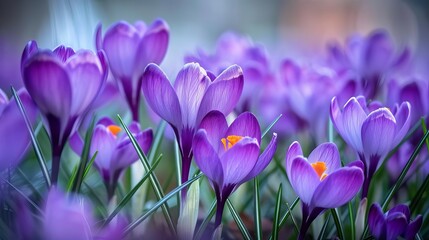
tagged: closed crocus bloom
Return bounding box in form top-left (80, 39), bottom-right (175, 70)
top-left (142, 63), bottom-right (243, 187)
top-left (285, 141), bottom-right (364, 239)
top-left (0, 88), bottom-right (37, 172)
top-left (96, 19), bottom-right (169, 121)
top-left (193, 111), bottom-right (277, 228)
top-left (70, 117), bottom-right (153, 199)
top-left (21, 41), bottom-right (107, 184)
top-left (368, 203), bottom-right (422, 240)
top-left (330, 95), bottom-right (411, 198)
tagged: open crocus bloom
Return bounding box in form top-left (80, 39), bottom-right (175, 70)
top-left (368, 203), bottom-right (422, 240)
top-left (193, 111), bottom-right (277, 227)
top-left (330, 95), bottom-right (411, 198)
top-left (96, 19), bottom-right (169, 121)
top-left (285, 141), bottom-right (364, 239)
top-left (142, 62), bottom-right (243, 185)
top-left (70, 117), bottom-right (152, 199)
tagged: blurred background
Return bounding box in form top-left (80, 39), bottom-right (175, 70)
top-left (1, 0), bottom-right (428, 90)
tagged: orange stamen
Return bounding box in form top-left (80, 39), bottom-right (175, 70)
top-left (221, 135), bottom-right (243, 150)
top-left (107, 125), bottom-right (121, 136)
top-left (311, 161), bottom-right (328, 180)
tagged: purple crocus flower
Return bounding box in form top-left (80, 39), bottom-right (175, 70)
top-left (70, 117), bottom-right (153, 200)
top-left (96, 19), bottom-right (169, 121)
top-left (141, 63), bottom-right (243, 186)
top-left (0, 88), bottom-right (37, 172)
top-left (192, 111), bottom-right (277, 228)
top-left (21, 41), bottom-right (107, 184)
top-left (327, 29), bottom-right (410, 99)
top-left (285, 141), bottom-right (364, 239)
top-left (330, 95), bottom-right (411, 198)
top-left (368, 203), bottom-right (422, 240)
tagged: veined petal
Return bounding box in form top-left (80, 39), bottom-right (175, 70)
top-left (368, 203), bottom-right (387, 239)
top-left (113, 128), bottom-right (152, 170)
top-left (387, 204), bottom-right (410, 220)
top-left (90, 125), bottom-right (116, 171)
top-left (362, 108), bottom-right (396, 159)
top-left (405, 216), bottom-right (423, 240)
top-left (226, 111), bottom-right (261, 143)
top-left (21, 40), bottom-right (39, 73)
top-left (307, 142), bottom-right (341, 174)
top-left (173, 63), bottom-right (210, 127)
top-left (53, 45), bottom-right (75, 63)
top-left (69, 132), bottom-right (83, 156)
top-left (386, 212), bottom-right (408, 240)
top-left (311, 166), bottom-right (363, 209)
top-left (95, 23), bottom-right (102, 51)
top-left (290, 156), bottom-right (320, 204)
top-left (196, 64), bottom-right (243, 126)
top-left (193, 129), bottom-right (223, 185)
top-left (221, 137), bottom-right (259, 186)
top-left (393, 101), bottom-right (411, 146)
top-left (198, 110), bottom-right (228, 151)
top-left (285, 141), bottom-right (303, 179)
top-left (141, 64), bottom-right (182, 128)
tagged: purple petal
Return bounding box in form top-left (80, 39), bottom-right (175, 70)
top-left (95, 23), bottom-right (102, 51)
top-left (113, 128), bottom-right (153, 170)
top-left (290, 156), bottom-right (320, 204)
top-left (285, 141), bottom-right (303, 179)
top-left (53, 45), bottom-right (75, 63)
top-left (393, 101), bottom-right (411, 146)
top-left (242, 132), bottom-right (277, 182)
top-left (134, 19), bottom-right (169, 74)
top-left (21, 40), bottom-right (39, 73)
top-left (347, 160), bottom-right (364, 171)
top-left (405, 215), bottom-right (422, 240)
top-left (387, 204), bottom-right (410, 220)
top-left (198, 110), bottom-right (228, 151)
top-left (173, 63), bottom-right (210, 127)
top-left (364, 30), bottom-right (393, 72)
top-left (141, 64), bottom-right (182, 128)
top-left (196, 64), bottom-right (243, 126)
top-left (368, 203), bottom-right (387, 239)
top-left (307, 142), bottom-right (341, 174)
top-left (361, 108), bottom-right (396, 160)
top-left (386, 212), bottom-right (408, 240)
top-left (23, 52), bottom-right (72, 119)
top-left (97, 117), bottom-right (115, 127)
top-left (69, 132), bottom-right (84, 155)
top-left (193, 129), bottom-right (223, 185)
top-left (221, 137), bottom-right (259, 186)
top-left (226, 112), bottom-right (261, 143)
top-left (311, 166), bottom-right (363, 209)
top-left (90, 125), bottom-right (116, 171)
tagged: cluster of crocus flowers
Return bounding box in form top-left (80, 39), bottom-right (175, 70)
top-left (70, 117), bottom-right (153, 200)
top-left (368, 203), bottom-right (422, 240)
top-left (285, 141), bottom-right (364, 239)
top-left (193, 111), bottom-right (277, 228)
top-left (330, 95), bottom-right (411, 198)
top-left (96, 19), bottom-right (169, 121)
top-left (142, 62), bottom-right (244, 187)
top-left (21, 41), bottom-right (107, 184)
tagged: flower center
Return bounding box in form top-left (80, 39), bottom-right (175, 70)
top-left (107, 125), bottom-right (121, 137)
top-left (221, 135), bottom-right (243, 150)
top-left (311, 161), bottom-right (328, 180)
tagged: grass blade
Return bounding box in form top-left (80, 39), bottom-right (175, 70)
top-left (254, 177), bottom-right (262, 240)
top-left (271, 184), bottom-right (282, 240)
top-left (2, 179), bottom-right (43, 215)
top-left (226, 199), bottom-right (252, 240)
top-left (123, 173), bottom-right (203, 236)
top-left (268, 197), bottom-right (299, 240)
top-left (286, 202), bottom-right (299, 234)
top-left (262, 114), bottom-right (282, 138)
top-left (420, 118), bottom-right (429, 153)
top-left (117, 115), bottom-right (176, 235)
top-left (348, 201), bottom-right (355, 240)
top-left (103, 153), bottom-right (163, 226)
top-left (175, 139), bottom-right (182, 208)
top-left (410, 174), bottom-right (429, 215)
top-left (317, 212), bottom-right (331, 240)
top-left (331, 208), bottom-right (344, 239)
top-left (148, 120), bottom-right (167, 163)
top-left (11, 87), bottom-right (51, 188)
top-left (194, 200), bottom-right (216, 240)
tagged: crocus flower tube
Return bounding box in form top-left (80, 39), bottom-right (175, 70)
top-left (192, 111), bottom-right (277, 228)
top-left (142, 63), bottom-right (243, 187)
top-left (285, 141), bottom-right (364, 239)
top-left (21, 41), bottom-right (107, 184)
top-left (368, 203), bottom-right (422, 240)
top-left (330, 95), bottom-right (411, 198)
top-left (70, 117), bottom-right (153, 200)
top-left (96, 19), bottom-right (169, 121)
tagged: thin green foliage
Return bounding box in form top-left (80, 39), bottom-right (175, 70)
top-left (193, 200), bottom-right (216, 240)
top-left (286, 202), bottom-right (299, 234)
top-left (348, 201), bottom-right (356, 240)
top-left (148, 120), bottom-right (167, 163)
top-left (254, 177), bottom-right (262, 240)
top-left (2, 179), bottom-right (43, 215)
top-left (409, 174), bottom-right (429, 214)
top-left (317, 212), bottom-right (331, 240)
top-left (331, 208), bottom-right (344, 239)
top-left (67, 152), bottom-right (97, 192)
top-left (271, 184), bottom-right (282, 240)
top-left (262, 114), bottom-right (282, 138)
top-left (421, 118), bottom-right (429, 154)
top-left (174, 139), bottom-right (181, 208)
top-left (268, 197), bottom-right (299, 240)
top-left (226, 199), bottom-right (252, 240)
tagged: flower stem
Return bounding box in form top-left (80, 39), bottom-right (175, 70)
top-left (51, 144), bottom-right (63, 185)
top-left (214, 198), bottom-right (226, 229)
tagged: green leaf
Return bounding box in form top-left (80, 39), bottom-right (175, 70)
top-left (410, 173), bottom-right (429, 215)
top-left (271, 184), bottom-right (282, 240)
top-left (331, 208), bottom-right (344, 239)
top-left (117, 115), bottom-right (176, 235)
top-left (317, 212), bottom-right (331, 240)
top-left (268, 197), bottom-right (299, 240)
top-left (286, 202), bottom-right (299, 234)
top-left (262, 114), bottom-right (282, 138)
top-left (148, 120), bottom-right (167, 163)
top-left (254, 177), bottom-right (262, 240)
top-left (420, 118), bottom-right (429, 157)
top-left (11, 87), bottom-right (50, 188)
top-left (123, 173), bottom-right (203, 236)
top-left (174, 139), bottom-right (182, 208)
top-left (226, 199), bottom-right (252, 240)
top-left (2, 179), bottom-right (43, 215)
top-left (103, 153), bottom-right (163, 226)
top-left (348, 201), bottom-right (356, 240)
top-left (193, 200), bottom-right (216, 240)
top-left (177, 179), bottom-right (200, 239)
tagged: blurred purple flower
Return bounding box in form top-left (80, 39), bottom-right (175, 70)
top-left (285, 141), bottom-right (363, 239)
top-left (193, 111), bottom-right (277, 228)
top-left (96, 19), bottom-right (169, 121)
top-left (327, 29), bottom-right (410, 99)
top-left (368, 203), bottom-right (422, 240)
top-left (70, 117), bottom-right (152, 199)
top-left (0, 88), bottom-right (38, 172)
top-left (21, 41), bottom-right (107, 184)
top-left (330, 95), bottom-right (411, 198)
top-left (141, 63), bottom-right (243, 186)
top-left (185, 32), bottom-right (272, 113)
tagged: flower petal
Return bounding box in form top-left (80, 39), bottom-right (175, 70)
top-left (364, 30), bottom-right (393, 73)
top-left (285, 141), bottom-right (303, 178)
top-left (311, 166), bottom-right (363, 209)
top-left (113, 128), bottom-right (153, 170)
top-left (141, 64), bottom-right (182, 128)
top-left (226, 111), bottom-right (261, 143)
top-left (307, 142), bottom-right (341, 173)
top-left (95, 23), bottom-right (102, 51)
top-left (69, 132), bottom-right (83, 156)
top-left (393, 101), bottom-right (411, 146)
top-left (387, 204), bottom-right (410, 220)
top-left (53, 45), bottom-right (75, 63)
top-left (405, 215), bottom-right (422, 240)
top-left (198, 110), bottom-right (228, 151)
top-left (196, 64), bottom-right (243, 125)
top-left (290, 156), bottom-right (320, 204)
top-left (21, 41), bottom-right (39, 73)
top-left (193, 129), bottom-right (223, 185)
top-left (386, 212), bottom-right (408, 240)
top-left (368, 203), bottom-right (387, 239)
top-left (90, 125), bottom-right (116, 171)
